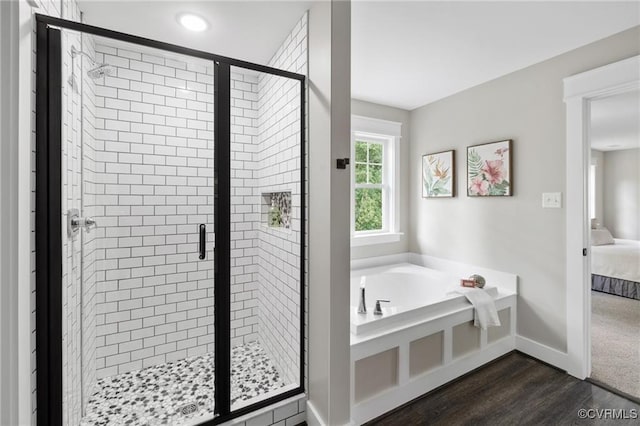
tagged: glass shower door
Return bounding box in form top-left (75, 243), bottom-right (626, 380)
top-left (41, 17), bottom-right (305, 426)
top-left (59, 27), bottom-right (217, 426)
top-left (227, 65), bottom-right (304, 411)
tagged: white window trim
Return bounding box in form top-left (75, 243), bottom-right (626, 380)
top-left (350, 115), bottom-right (403, 246)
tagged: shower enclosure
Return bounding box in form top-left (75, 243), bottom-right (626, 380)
top-left (35, 14), bottom-right (305, 426)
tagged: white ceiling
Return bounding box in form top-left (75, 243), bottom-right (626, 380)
top-left (77, 1), bottom-right (314, 65)
top-left (75, 1), bottom-right (639, 112)
top-left (590, 89), bottom-right (640, 152)
top-left (352, 1), bottom-right (640, 110)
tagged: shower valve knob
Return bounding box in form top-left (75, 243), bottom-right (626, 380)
top-left (69, 211), bottom-right (98, 234)
top-left (82, 217), bottom-right (98, 232)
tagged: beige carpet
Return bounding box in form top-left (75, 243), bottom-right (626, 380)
top-left (591, 290), bottom-right (640, 399)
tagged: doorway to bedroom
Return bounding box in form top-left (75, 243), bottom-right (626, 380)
top-left (587, 88), bottom-right (640, 401)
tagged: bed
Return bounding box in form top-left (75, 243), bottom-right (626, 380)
top-left (591, 238), bottom-right (640, 300)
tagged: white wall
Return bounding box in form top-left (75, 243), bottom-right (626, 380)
top-left (307, 1), bottom-right (351, 425)
top-left (409, 26), bottom-right (640, 353)
top-left (350, 99), bottom-right (410, 260)
top-left (603, 148), bottom-right (640, 240)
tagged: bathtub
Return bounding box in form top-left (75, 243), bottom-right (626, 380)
top-left (350, 263), bottom-right (498, 336)
top-left (349, 260), bottom-right (517, 425)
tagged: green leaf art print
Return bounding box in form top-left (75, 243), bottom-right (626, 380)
top-left (422, 151), bottom-right (454, 198)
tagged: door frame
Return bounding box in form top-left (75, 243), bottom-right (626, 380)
top-left (35, 13), bottom-right (307, 426)
top-left (563, 54), bottom-right (639, 379)
top-left (35, 21), bottom-right (63, 425)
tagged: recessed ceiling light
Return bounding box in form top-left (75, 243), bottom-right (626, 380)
top-left (178, 13), bottom-right (208, 32)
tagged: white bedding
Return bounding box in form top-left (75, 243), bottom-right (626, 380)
top-left (591, 239), bottom-right (640, 283)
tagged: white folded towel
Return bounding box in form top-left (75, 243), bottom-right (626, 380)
top-left (448, 287), bottom-right (501, 330)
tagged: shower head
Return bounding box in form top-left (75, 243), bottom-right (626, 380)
top-left (70, 46), bottom-right (114, 80)
top-left (87, 64), bottom-right (115, 79)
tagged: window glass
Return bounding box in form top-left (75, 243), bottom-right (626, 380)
top-left (355, 188), bottom-right (383, 231)
top-left (354, 140), bottom-right (385, 232)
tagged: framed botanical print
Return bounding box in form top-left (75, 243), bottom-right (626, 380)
top-left (467, 140), bottom-right (512, 197)
top-left (422, 150), bottom-right (455, 198)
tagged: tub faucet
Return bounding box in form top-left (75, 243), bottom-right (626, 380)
top-left (358, 276), bottom-right (367, 314)
top-left (374, 299), bottom-right (391, 315)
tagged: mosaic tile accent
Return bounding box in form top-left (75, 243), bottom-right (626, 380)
top-left (262, 192), bottom-right (292, 230)
top-left (81, 341), bottom-right (284, 426)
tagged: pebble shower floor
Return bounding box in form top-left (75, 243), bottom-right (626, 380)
top-left (80, 341), bottom-right (285, 425)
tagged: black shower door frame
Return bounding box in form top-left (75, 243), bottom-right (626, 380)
top-left (35, 13), bottom-right (306, 426)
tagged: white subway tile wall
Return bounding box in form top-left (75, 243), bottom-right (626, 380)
top-left (256, 15), bottom-right (308, 388)
top-left (80, 30), bottom-right (99, 422)
top-left (61, 20), bottom-right (83, 426)
top-left (229, 71), bottom-right (261, 348)
top-left (240, 398), bottom-right (307, 426)
top-left (60, 2), bottom-right (99, 425)
top-left (91, 44), bottom-right (218, 378)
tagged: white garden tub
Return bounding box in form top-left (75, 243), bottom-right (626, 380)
top-left (350, 263), bottom-right (498, 336)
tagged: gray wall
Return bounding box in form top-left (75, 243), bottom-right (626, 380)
top-left (409, 26), bottom-right (640, 352)
top-left (351, 99), bottom-right (410, 260)
top-left (603, 148), bottom-right (640, 240)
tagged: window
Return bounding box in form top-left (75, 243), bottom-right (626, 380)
top-left (354, 139), bottom-right (384, 232)
top-left (351, 116), bottom-right (402, 246)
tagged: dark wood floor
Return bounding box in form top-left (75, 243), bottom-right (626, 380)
top-left (367, 352), bottom-right (640, 426)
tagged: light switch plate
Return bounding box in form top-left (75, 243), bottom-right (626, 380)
top-left (542, 192), bottom-right (562, 208)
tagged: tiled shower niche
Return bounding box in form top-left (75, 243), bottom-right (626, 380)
top-left (261, 192), bottom-right (292, 230)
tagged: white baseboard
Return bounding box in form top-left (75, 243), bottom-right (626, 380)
top-left (306, 400), bottom-right (326, 426)
top-left (516, 335), bottom-right (568, 371)
top-left (307, 400), bottom-right (354, 426)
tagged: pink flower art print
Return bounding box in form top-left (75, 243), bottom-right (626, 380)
top-left (481, 160), bottom-right (504, 185)
top-left (467, 140), bottom-right (511, 196)
top-left (469, 176), bottom-right (489, 196)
